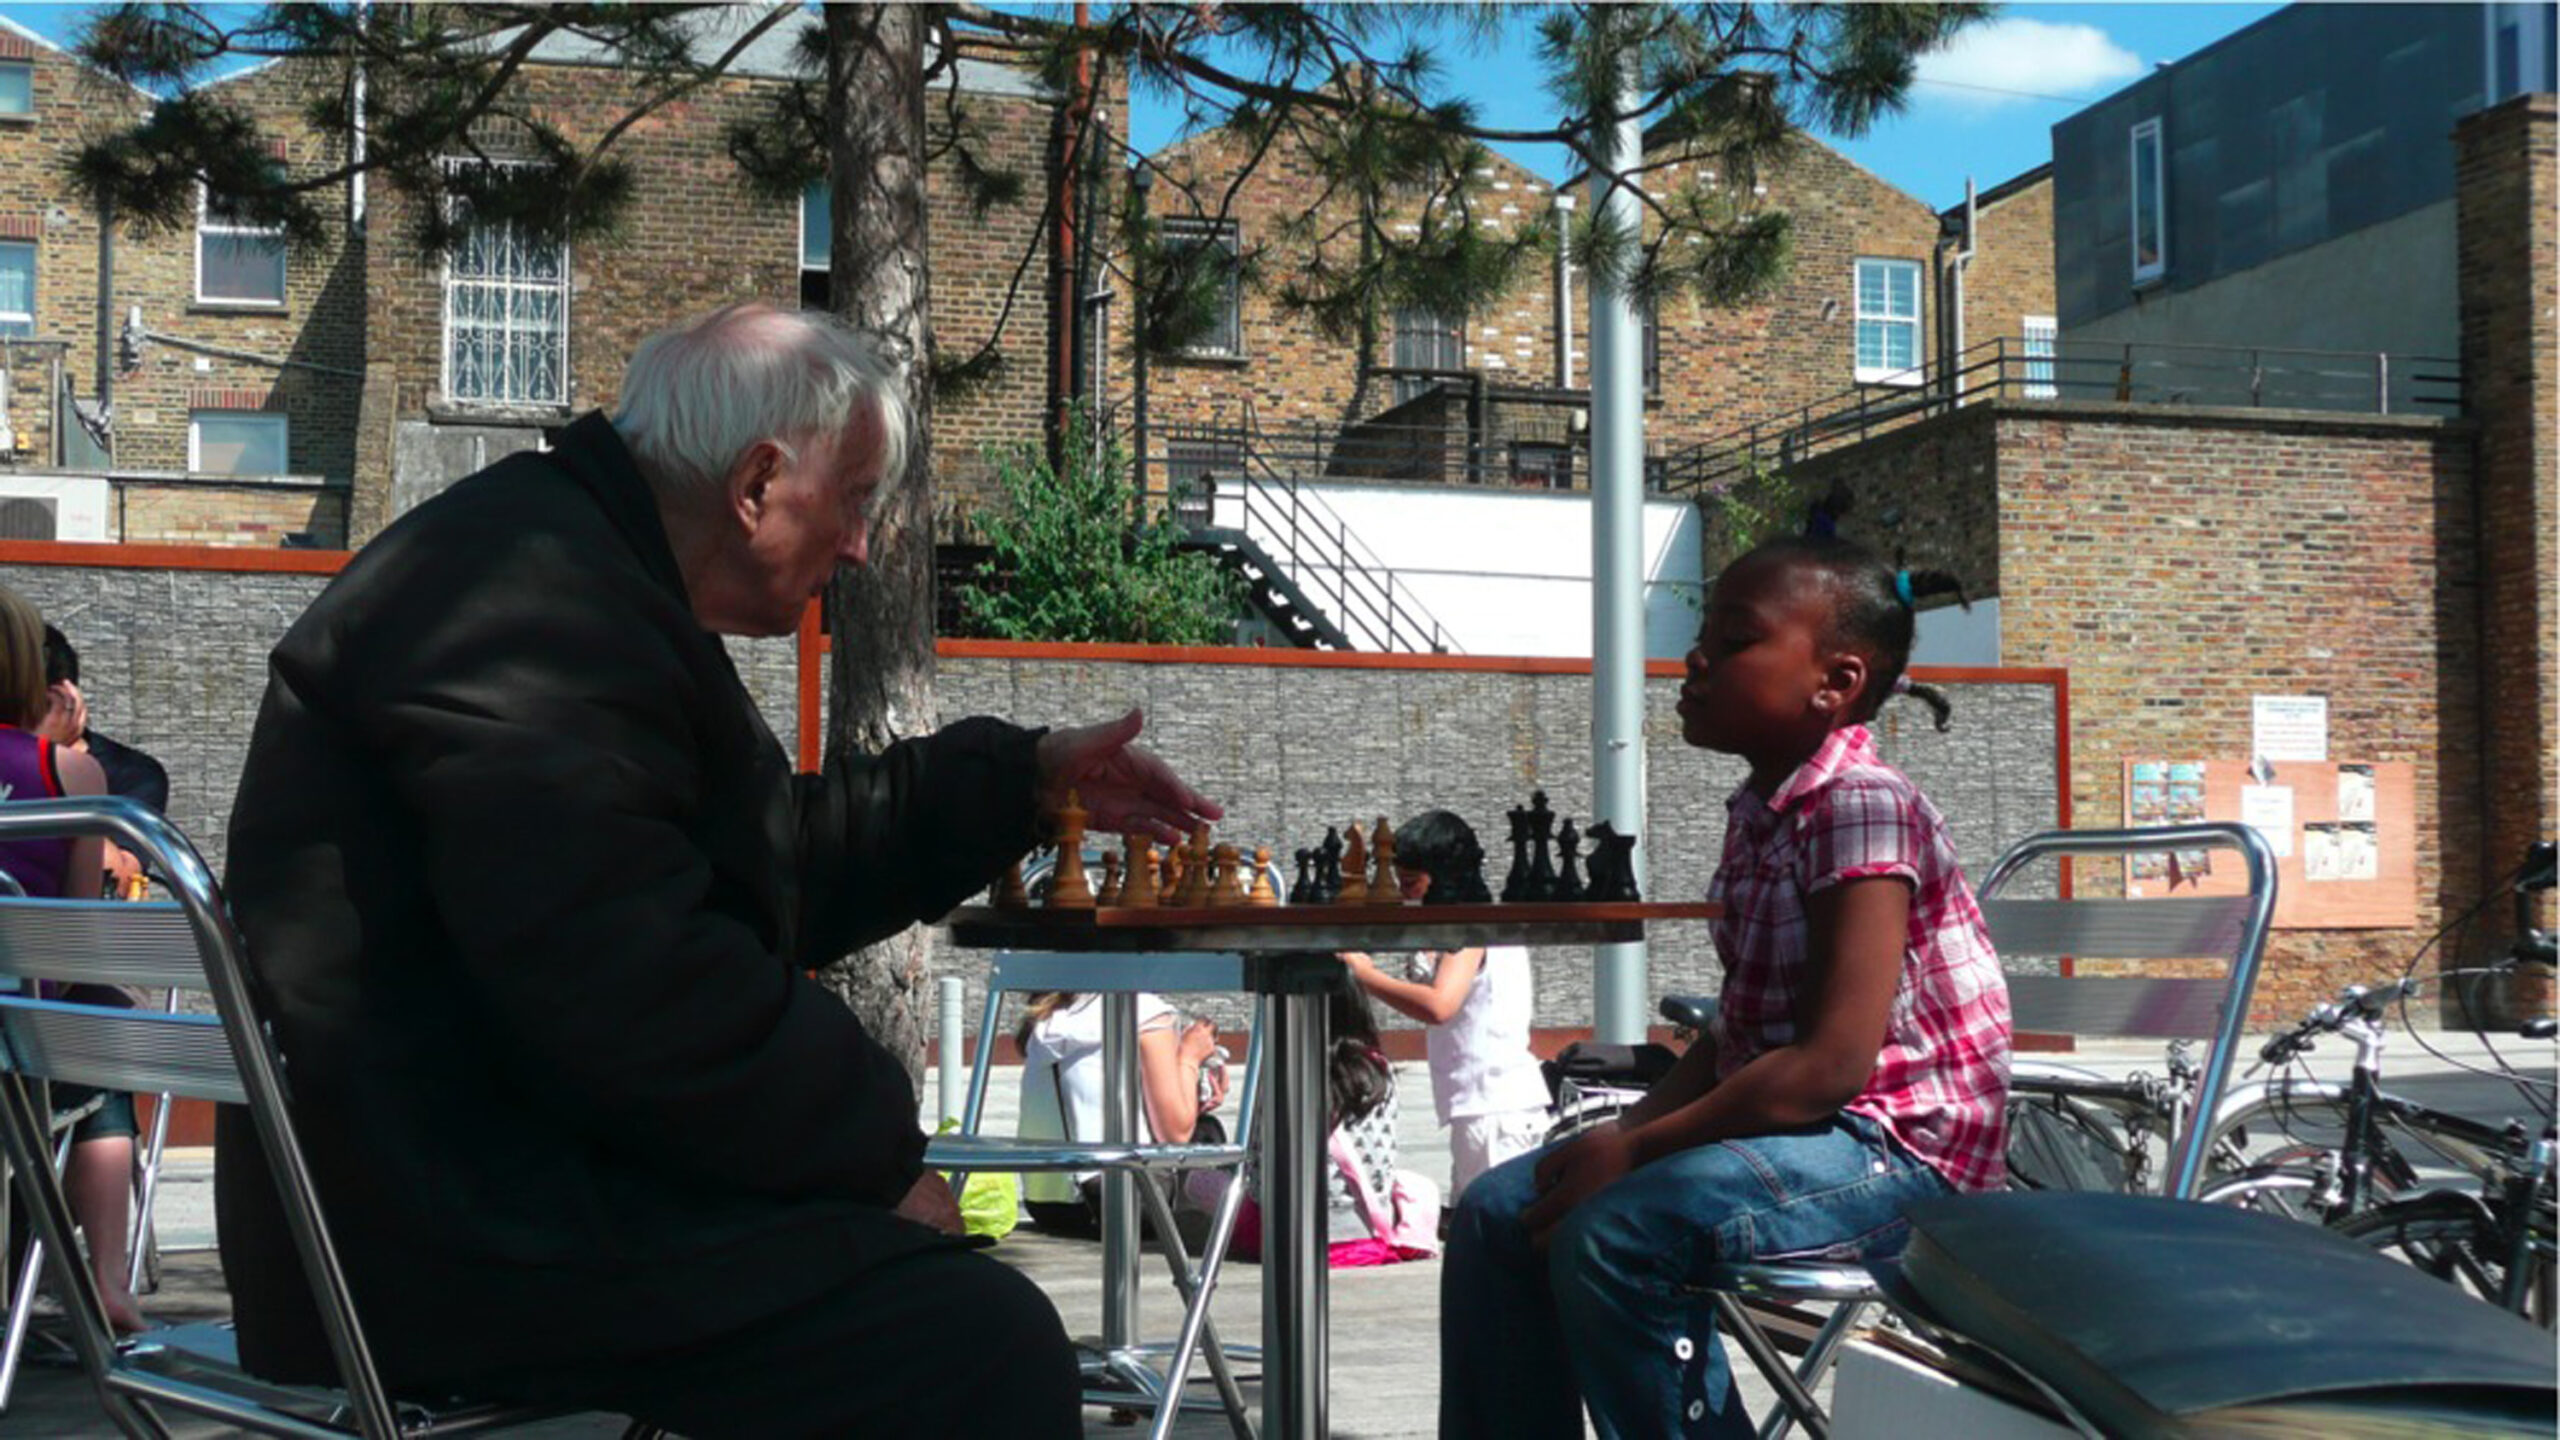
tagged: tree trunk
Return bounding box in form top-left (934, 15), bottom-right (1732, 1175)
top-left (819, 4), bottom-right (937, 1090)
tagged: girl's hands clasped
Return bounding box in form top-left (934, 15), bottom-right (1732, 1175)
top-left (1521, 1121), bottom-right (1643, 1249)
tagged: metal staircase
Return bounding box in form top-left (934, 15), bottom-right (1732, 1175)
top-left (1155, 421), bottom-right (1459, 654)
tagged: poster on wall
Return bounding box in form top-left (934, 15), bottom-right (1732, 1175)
top-left (2252, 695), bottom-right (2329, 763)
top-left (2126, 760), bottom-right (2213, 884)
top-left (2122, 759), bottom-right (2414, 927)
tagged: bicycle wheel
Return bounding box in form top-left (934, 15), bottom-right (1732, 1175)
top-left (2192, 1147), bottom-right (2333, 1223)
top-left (2334, 1192), bottom-right (2557, 1327)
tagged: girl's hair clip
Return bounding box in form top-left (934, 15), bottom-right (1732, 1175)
top-left (1893, 570), bottom-right (1916, 607)
top-left (1892, 674), bottom-right (1914, 696)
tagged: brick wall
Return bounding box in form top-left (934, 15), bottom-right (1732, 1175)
top-left (1782, 403), bottom-right (2005, 598)
top-left (105, 61), bottom-right (365, 492)
top-left (1839, 402), bottom-right (2478, 1022)
top-left (1957, 171), bottom-right (2056, 383)
top-left (2455, 96), bottom-right (2556, 934)
top-left (0, 35), bottom-right (142, 469)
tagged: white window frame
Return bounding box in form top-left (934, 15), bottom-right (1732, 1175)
top-left (2130, 117), bottom-right (2167, 285)
top-left (1852, 257), bottom-right (1923, 386)
top-left (2021, 315), bottom-right (2058, 399)
top-left (439, 159), bottom-right (571, 409)
top-left (1161, 216), bottom-right (1243, 359)
top-left (0, 60), bottom-right (31, 118)
top-left (800, 180), bottom-right (828, 273)
top-left (195, 185), bottom-right (288, 307)
top-left (0, 241), bottom-right (31, 338)
top-left (1392, 306), bottom-right (1465, 403)
top-left (187, 409), bottom-right (289, 477)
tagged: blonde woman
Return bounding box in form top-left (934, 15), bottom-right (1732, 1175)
top-left (0, 584), bottom-right (141, 1331)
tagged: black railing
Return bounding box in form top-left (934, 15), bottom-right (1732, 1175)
top-left (1150, 419), bottom-right (1461, 654)
top-left (1654, 336), bottom-right (2464, 495)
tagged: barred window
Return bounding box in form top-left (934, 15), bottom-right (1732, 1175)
top-left (442, 163), bottom-right (568, 407)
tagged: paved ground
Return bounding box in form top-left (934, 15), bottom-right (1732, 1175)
top-left (7, 1035), bottom-right (2552, 1438)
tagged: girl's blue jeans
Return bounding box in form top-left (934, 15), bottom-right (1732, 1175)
top-left (1440, 1113), bottom-right (1952, 1439)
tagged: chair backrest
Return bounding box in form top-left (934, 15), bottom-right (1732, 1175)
top-left (956, 849), bottom-right (1269, 1145)
top-left (0, 796), bottom-right (406, 1439)
top-left (1977, 822), bottom-right (2278, 1199)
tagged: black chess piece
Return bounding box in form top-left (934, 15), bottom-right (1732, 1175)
top-left (1553, 817), bottom-right (1585, 901)
top-left (1526, 790), bottom-right (1558, 900)
top-left (1316, 826), bottom-right (1344, 903)
top-left (1583, 822), bottom-right (1642, 901)
top-left (1500, 804), bottom-right (1532, 902)
top-left (1289, 848), bottom-right (1314, 905)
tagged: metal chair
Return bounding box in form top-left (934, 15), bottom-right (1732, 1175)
top-left (1695, 822), bottom-right (2279, 1440)
top-left (0, 796), bottom-right (660, 1439)
top-left (927, 850), bottom-right (1268, 1440)
top-left (0, 864), bottom-right (180, 1415)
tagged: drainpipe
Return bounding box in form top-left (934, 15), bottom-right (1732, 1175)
top-left (1554, 194), bottom-right (1576, 389)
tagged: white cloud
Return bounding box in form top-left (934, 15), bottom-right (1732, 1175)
top-left (1914, 17), bottom-right (2145, 106)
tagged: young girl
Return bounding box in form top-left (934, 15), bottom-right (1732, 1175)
top-left (1237, 964), bottom-right (1433, 1267)
top-left (1441, 536), bottom-right (2011, 1439)
top-left (1015, 990), bottom-right (1226, 1238)
top-left (1341, 809), bottom-right (1550, 1201)
top-left (0, 585), bottom-right (144, 1334)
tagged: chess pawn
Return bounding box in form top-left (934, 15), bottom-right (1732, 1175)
top-left (1289, 848), bottom-right (1314, 904)
top-left (1336, 822), bottom-right (1369, 904)
top-left (1369, 816), bottom-right (1399, 903)
top-left (995, 856), bottom-right (1031, 909)
top-left (1251, 845), bottom-right (1281, 906)
top-left (1047, 790), bottom-right (1094, 908)
top-left (1210, 843), bottom-right (1247, 906)
top-left (1162, 845), bottom-right (1185, 905)
top-left (1096, 850), bottom-right (1124, 907)
top-left (1123, 835), bottom-right (1159, 907)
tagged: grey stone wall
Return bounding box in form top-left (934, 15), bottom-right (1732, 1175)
top-left (934, 653), bottom-right (2063, 1031)
top-left (0, 557), bottom-right (2060, 1038)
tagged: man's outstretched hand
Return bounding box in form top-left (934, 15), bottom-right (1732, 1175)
top-left (1035, 708), bottom-right (1222, 845)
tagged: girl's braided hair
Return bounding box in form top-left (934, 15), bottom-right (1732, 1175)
top-left (1748, 534), bottom-right (1966, 731)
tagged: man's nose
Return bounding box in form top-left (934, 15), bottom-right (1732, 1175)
top-left (839, 519), bottom-right (870, 567)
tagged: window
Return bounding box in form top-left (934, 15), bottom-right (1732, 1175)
top-left (1638, 291), bottom-right (1661, 397)
top-left (1509, 442), bottom-right (1573, 490)
top-left (2021, 316), bottom-right (2057, 399)
top-left (2486, 4), bottom-right (2555, 103)
top-left (1164, 437), bottom-right (1242, 525)
top-left (1160, 217), bottom-right (1241, 358)
top-left (196, 188), bottom-right (287, 306)
top-left (0, 61), bottom-right (29, 117)
top-left (1392, 307), bottom-right (1464, 404)
top-left (1853, 258), bottom-right (1921, 384)
top-left (0, 243), bottom-right (30, 338)
top-left (2130, 117), bottom-right (2166, 284)
top-left (189, 411), bottom-right (289, 477)
top-left (800, 181), bottom-right (829, 309)
top-left (442, 164), bottom-right (569, 407)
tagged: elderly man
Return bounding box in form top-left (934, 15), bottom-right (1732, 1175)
top-left (216, 304), bottom-right (1217, 1436)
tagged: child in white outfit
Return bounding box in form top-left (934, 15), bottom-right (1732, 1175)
top-left (1342, 809), bottom-right (1552, 1199)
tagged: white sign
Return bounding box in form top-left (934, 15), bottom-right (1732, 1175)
top-left (2239, 784), bottom-right (2294, 859)
top-left (2252, 695), bottom-right (2329, 763)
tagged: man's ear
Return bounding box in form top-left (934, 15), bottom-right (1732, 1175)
top-left (722, 440), bottom-right (785, 534)
top-left (1815, 648), bottom-right (1870, 720)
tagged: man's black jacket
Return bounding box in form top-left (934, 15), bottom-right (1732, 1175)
top-left (216, 413), bottom-right (1043, 1388)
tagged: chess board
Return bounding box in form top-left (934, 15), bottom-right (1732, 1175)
top-left (944, 900), bottom-right (1720, 952)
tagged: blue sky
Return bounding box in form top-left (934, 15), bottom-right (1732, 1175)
top-left (3, 2), bottom-right (2287, 208)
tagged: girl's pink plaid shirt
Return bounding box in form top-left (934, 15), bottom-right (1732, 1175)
top-left (1706, 725), bottom-right (2013, 1192)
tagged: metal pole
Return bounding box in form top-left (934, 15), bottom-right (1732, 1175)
top-left (1260, 982), bottom-right (1330, 1439)
top-left (1588, 53), bottom-right (1648, 1044)
top-left (1101, 990), bottom-right (1142, 1357)
top-left (936, 975), bottom-right (965, 1127)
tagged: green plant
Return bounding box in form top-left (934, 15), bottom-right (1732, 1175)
top-left (1699, 457), bottom-right (1804, 571)
top-left (958, 412), bottom-right (1247, 645)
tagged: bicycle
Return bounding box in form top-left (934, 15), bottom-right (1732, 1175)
top-left (2195, 842), bottom-right (2557, 1323)
top-left (1540, 994), bottom-right (1714, 1143)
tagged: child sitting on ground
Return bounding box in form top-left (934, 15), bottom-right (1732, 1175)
top-left (1441, 536), bottom-right (2011, 1439)
top-left (1341, 809), bottom-right (1550, 1202)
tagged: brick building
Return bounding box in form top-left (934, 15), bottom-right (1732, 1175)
top-left (0, 11), bottom-right (1078, 549)
top-left (1123, 105), bottom-right (2053, 498)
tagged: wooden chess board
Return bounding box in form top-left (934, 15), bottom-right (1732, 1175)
top-left (944, 900), bottom-right (1720, 952)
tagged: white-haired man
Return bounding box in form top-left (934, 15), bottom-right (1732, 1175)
top-left (217, 304), bottom-right (1217, 1435)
